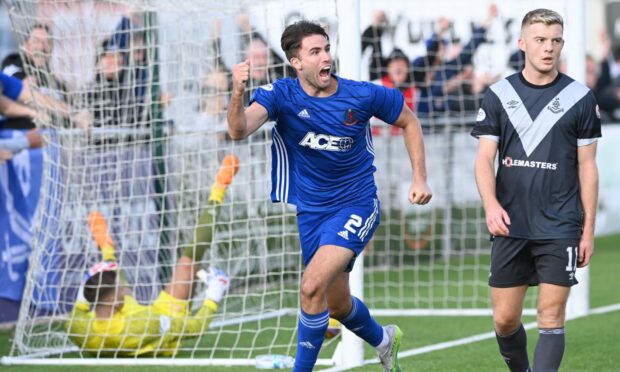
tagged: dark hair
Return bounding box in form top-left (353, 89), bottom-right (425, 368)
top-left (280, 20), bottom-right (329, 61)
top-left (387, 48), bottom-right (409, 64)
top-left (27, 23), bottom-right (51, 37)
top-left (83, 270), bottom-right (117, 305)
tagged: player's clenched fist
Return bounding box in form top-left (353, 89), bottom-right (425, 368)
top-left (232, 59), bottom-right (250, 95)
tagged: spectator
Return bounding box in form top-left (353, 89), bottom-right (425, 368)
top-left (0, 76), bottom-right (43, 161)
top-left (381, 48), bottom-right (416, 110)
top-left (595, 44), bottom-right (620, 120)
top-left (585, 54), bottom-right (598, 91)
top-left (373, 48), bottom-right (417, 136)
top-left (196, 67), bottom-right (230, 137)
top-left (361, 10), bottom-right (389, 81)
top-left (236, 14), bottom-right (295, 102)
top-left (2, 23), bottom-right (69, 129)
top-left (594, 32), bottom-right (618, 94)
top-left (415, 4), bottom-right (498, 117)
top-left (80, 39), bottom-right (140, 137)
top-left (444, 64), bottom-right (500, 112)
top-left (200, 68), bottom-right (229, 114)
top-left (110, 14), bottom-right (149, 112)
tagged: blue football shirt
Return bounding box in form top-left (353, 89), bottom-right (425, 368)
top-left (251, 75), bottom-right (404, 211)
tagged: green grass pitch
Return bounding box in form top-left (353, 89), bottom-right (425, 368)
top-left (1, 234), bottom-right (618, 371)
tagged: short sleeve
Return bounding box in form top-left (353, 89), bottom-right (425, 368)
top-left (0, 71), bottom-right (23, 101)
top-left (471, 89), bottom-right (502, 139)
top-left (368, 83), bottom-right (404, 124)
top-left (577, 91), bottom-right (602, 145)
top-left (249, 82), bottom-right (280, 120)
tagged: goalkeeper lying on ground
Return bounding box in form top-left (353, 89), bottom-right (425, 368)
top-left (65, 155), bottom-right (239, 357)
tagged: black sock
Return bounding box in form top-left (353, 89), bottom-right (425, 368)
top-left (496, 323), bottom-right (531, 372)
top-left (533, 327), bottom-right (565, 372)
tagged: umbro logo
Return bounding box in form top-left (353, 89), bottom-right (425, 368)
top-left (298, 109), bottom-right (310, 118)
top-left (337, 230), bottom-right (349, 240)
top-left (506, 100), bottom-right (519, 109)
top-left (299, 341), bottom-right (315, 349)
top-left (547, 98), bottom-right (564, 114)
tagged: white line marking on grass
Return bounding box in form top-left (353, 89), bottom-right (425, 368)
top-left (319, 303), bottom-right (620, 372)
top-left (588, 303), bottom-right (620, 315)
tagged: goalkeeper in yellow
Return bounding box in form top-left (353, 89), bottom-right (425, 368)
top-left (65, 155), bottom-right (239, 357)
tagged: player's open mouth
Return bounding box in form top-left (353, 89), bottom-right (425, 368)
top-left (319, 66), bottom-right (331, 79)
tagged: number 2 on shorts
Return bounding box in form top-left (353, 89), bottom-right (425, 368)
top-left (344, 214), bottom-right (362, 234)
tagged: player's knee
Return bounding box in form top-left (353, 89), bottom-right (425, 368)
top-left (300, 277), bottom-right (324, 302)
top-left (537, 307), bottom-right (566, 328)
top-left (493, 314), bottom-right (521, 335)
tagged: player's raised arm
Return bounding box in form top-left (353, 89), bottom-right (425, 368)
top-left (227, 59), bottom-right (269, 140)
top-left (392, 104), bottom-right (432, 205)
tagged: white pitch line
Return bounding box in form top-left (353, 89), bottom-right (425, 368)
top-left (588, 302), bottom-right (620, 315)
top-left (319, 303), bottom-right (620, 372)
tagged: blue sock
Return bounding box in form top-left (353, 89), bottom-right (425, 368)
top-left (293, 308), bottom-right (329, 372)
top-left (340, 296), bottom-right (384, 347)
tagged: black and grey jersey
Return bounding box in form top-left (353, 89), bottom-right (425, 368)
top-left (471, 72), bottom-right (601, 239)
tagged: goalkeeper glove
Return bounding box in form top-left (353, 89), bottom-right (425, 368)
top-left (197, 266), bottom-right (230, 303)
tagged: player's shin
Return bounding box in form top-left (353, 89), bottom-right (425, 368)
top-left (533, 327), bottom-right (565, 372)
top-left (496, 323), bottom-right (531, 372)
top-left (340, 296), bottom-right (384, 347)
top-left (294, 308), bottom-right (329, 372)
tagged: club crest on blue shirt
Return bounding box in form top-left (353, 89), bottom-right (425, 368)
top-left (343, 109), bottom-right (359, 126)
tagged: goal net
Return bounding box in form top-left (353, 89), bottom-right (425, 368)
top-left (3, 0), bottom-right (579, 367)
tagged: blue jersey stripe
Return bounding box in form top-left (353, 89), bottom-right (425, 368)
top-left (273, 128), bottom-right (289, 202)
top-left (359, 198), bottom-right (379, 240)
top-left (365, 125), bottom-right (375, 157)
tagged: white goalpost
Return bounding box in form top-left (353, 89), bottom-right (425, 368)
top-left (2, 0), bottom-right (586, 368)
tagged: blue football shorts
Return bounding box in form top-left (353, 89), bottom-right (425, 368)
top-left (296, 197), bottom-right (380, 271)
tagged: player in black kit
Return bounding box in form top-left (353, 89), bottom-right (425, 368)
top-left (471, 8), bottom-right (601, 372)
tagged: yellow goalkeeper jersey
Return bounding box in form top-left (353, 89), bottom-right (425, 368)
top-left (65, 291), bottom-right (217, 356)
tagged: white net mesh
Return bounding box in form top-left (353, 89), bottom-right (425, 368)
top-left (4, 0), bottom-right (572, 364)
